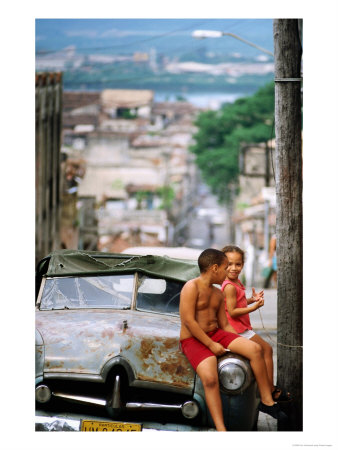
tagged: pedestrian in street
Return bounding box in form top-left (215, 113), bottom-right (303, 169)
top-left (220, 245), bottom-right (290, 402)
top-left (179, 248), bottom-right (287, 431)
top-left (268, 234), bottom-right (277, 288)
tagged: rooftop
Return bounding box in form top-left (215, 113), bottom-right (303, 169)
top-left (100, 89), bottom-right (154, 109)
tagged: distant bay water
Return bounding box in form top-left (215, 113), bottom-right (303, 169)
top-left (154, 91), bottom-right (245, 109)
top-left (64, 87), bottom-right (247, 109)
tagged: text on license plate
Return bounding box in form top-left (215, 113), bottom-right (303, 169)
top-left (81, 420), bottom-right (142, 432)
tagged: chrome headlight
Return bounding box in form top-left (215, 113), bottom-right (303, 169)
top-left (36, 384), bottom-right (52, 403)
top-left (218, 356), bottom-right (252, 394)
top-left (182, 400), bottom-right (199, 419)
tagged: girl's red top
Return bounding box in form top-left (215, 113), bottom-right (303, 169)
top-left (221, 279), bottom-right (252, 333)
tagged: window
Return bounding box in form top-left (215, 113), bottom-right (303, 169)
top-left (136, 275), bottom-right (183, 315)
top-left (39, 275), bottom-right (134, 310)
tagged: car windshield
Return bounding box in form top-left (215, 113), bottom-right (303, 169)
top-left (39, 275), bottom-right (134, 310)
top-left (136, 275), bottom-right (183, 315)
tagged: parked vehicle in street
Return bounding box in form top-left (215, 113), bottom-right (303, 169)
top-left (121, 246), bottom-right (201, 260)
top-left (35, 250), bottom-right (260, 431)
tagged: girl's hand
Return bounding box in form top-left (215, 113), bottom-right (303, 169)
top-left (252, 298), bottom-right (264, 310)
top-left (252, 287), bottom-right (264, 302)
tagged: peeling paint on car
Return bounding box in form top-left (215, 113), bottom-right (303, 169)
top-left (36, 309), bottom-right (195, 389)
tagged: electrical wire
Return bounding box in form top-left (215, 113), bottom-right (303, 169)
top-left (36, 19), bottom-right (216, 56)
top-left (258, 309), bottom-right (303, 349)
top-left (36, 18), bottom-right (270, 56)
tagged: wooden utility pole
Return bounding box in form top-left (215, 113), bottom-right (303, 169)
top-left (273, 19), bottom-right (303, 431)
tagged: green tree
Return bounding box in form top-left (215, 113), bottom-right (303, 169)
top-left (190, 81), bottom-right (275, 203)
top-left (156, 186), bottom-right (175, 211)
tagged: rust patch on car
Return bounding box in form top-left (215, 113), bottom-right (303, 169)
top-left (45, 361), bottom-right (65, 369)
top-left (140, 339), bottom-right (153, 359)
top-left (137, 373), bottom-right (158, 383)
top-left (174, 364), bottom-right (191, 377)
top-left (101, 329), bottom-right (114, 339)
top-left (137, 373), bottom-right (190, 389)
top-left (160, 362), bottom-right (178, 375)
top-left (162, 338), bottom-right (179, 350)
top-left (160, 362), bottom-right (191, 378)
top-left (124, 341), bottom-right (133, 351)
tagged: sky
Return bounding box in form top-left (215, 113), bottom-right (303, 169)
top-left (35, 18), bottom-right (274, 56)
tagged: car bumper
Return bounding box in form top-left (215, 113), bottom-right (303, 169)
top-left (35, 411), bottom-right (215, 432)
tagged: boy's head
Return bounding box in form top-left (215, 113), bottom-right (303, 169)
top-left (198, 249), bottom-right (228, 278)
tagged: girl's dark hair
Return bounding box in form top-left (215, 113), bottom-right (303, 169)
top-left (198, 248), bottom-right (227, 273)
top-left (221, 245), bottom-right (245, 263)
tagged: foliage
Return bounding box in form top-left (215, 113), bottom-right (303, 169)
top-left (120, 108), bottom-right (137, 119)
top-left (190, 81), bottom-right (275, 203)
top-left (135, 190), bottom-right (150, 207)
top-left (111, 179), bottom-right (124, 190)
top-left (156, 186), bottom-right (175, 211)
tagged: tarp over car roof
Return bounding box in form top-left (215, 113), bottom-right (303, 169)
top-left (40, 250), bottom-right (200, 283)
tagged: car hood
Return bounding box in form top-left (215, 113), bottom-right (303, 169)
top-left (36, 309), bottom-right (195, 391)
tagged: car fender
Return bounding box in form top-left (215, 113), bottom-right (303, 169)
top-left (35, 329), bottom-right (45, 384)
top-left (101, 355), bottom-right (136, 385)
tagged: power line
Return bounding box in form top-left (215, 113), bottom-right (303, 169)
top-left (36, 19), bottom-right (270, 56)
top-left (36, 19), bottom-right (215, 56)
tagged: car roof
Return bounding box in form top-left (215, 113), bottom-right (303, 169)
top-left (38, 249), bottom-right (200, 283)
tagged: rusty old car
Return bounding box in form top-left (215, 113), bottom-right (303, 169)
top-left (35, 250), bottom-right (260, 431)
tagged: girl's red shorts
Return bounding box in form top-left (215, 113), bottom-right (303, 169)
top-left (180, 328), bottom-right (240, 371)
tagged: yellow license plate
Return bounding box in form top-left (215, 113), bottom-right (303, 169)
top-left (81, 420), bottom-right (142, 432)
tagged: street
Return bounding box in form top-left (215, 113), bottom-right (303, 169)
top-left (185, 188), bottom-right (231, 250)
top-left (250, 287), bottom-right (278, 431)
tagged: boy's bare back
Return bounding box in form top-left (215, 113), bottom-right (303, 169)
top-left (179, 277), bottom-right (223, 340)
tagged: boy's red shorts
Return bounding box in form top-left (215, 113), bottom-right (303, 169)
top-left (180, 328), bottom-right (240, 371)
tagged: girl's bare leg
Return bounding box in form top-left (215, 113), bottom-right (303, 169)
top-left (250, 334), bottom-right (274, 390)
top-left (228, 337), bottom-right (274, 406)
top-left (196, 356), bottom-right (227, 431)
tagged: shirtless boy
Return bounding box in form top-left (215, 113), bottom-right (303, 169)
top-left (179, 248), bottom-right (286, 431)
